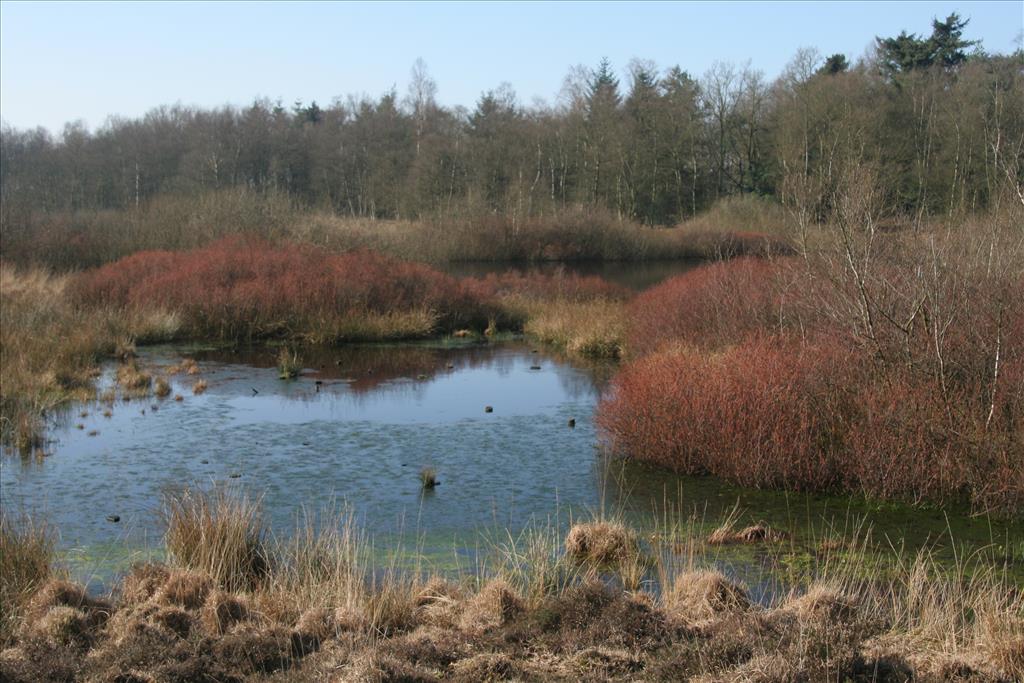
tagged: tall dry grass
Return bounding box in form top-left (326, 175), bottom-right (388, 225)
top-left (523, 299), bottom-right (626, 358)
top-left (162, 488), bottom-right (268, 593)
top-left (2, 491), bottom-right (1020, 681)
top-left (0, 512), bottom-right (56, 645)
top-left (0, 264), bottom-right (180, 453)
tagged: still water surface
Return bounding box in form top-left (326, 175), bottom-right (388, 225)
top-left (2, 341), bottom-right (1020, 591)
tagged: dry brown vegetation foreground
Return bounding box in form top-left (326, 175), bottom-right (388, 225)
top-left (2, 491), bottom-right (1022, 683)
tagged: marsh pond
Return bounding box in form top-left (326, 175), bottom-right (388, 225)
top-left (2, 339), bottom-right (1021, 594)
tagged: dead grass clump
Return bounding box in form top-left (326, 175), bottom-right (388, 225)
top-left (714, 652), bottom-right (800, 683)
top-left (414, 577), bottom-right (464, 627)
top-left (119, 563), bottom-right (171, 605)
top-left (990, 633), bottom-right (1024, 681)
top-left (153, 377), bottom-right (171, 398)
top-left (458, 579), bottom-right (523, 634)
top-left (333, 606), bottom-right (366, 634)
top-left (664, 571), bottom-right (750, 623)
top-left (783, 584), bottom-right (860, 624)
top-left (709, 522), bottom-right (787, 546)
top-left (542, 580), bottom-right (671, 651)
top-left (211, 623), bottom-right (295, 675)
top-left (449, 651), bottom-right (524, 682)
top-left (293, 607), bottom-right (335, 649)
top-left (162, 487), bottom-right (268, 592)
top-left (26, 606), bottom-right (92, 647)
top-left (564, 520), bottom-right (639, 566)
top-left (383, 626), bottom-right (471, 670)
top-left (191, 379), bottom-right (207, 395)
top-left (116, 362), bottom-right (152, 395)
top-left (419, 466), bottom-right (437, 490)
top-left (572, 646), bottom-right (645, 678)
top-left (24, 579), bottom-right (109, 628)
top-left (150, 606), bottom-right (193, 639)
top-left (155, 570), bottom-right (213, 610)
top-left (277, 348), bottom-right (302, 379)
top-left (344, 650), bottom-right (439, 683)
top-left (0, 513), bottom-right (54, 644)
top-left (200, 590), bottom-right (252, 635)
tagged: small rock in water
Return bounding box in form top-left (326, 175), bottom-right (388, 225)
top-left (302, 442), bottom-right (311, 447)
top-left (568, 418), bottom-right (576, 428)
top-left (87, 430), bottom-right (99, 436)
top-left (485, 406), bottom-right (494, 413)
top-left (106, 515), bottom-right (120, 523)
top-left (229, 473), bottom-right (241, 479)
top-left (200, 459), bottom-right (209, 464)
top-left (530, 365), bottom-right (542, 370)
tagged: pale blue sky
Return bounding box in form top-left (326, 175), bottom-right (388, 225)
top-left (2, 1), bottom-right (1021, 133)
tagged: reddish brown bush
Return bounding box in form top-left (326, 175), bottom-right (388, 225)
top-left (72, 236), bottom-right (492, 340)
top-left (625, 258), bottom-right (788, 357)
top-left (599, 334), bottom-right (856, 491)
top-left (599, 326), bottom-right (1023, 511)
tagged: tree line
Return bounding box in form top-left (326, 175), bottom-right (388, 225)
top-left (2, 14), bottom-right (1022, 228)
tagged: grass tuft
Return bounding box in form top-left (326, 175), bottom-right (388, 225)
top-left (418, 467), bottom-right (437, 490)
top-left (162, 488), bottom-right (268, 592)
top-left (0, 512), bottom-right (56, 644)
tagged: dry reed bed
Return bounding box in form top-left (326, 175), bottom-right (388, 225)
top-left (0, 492), bottom-right (1020, 682)
top-left (0, 265), bottom-right (180, 454)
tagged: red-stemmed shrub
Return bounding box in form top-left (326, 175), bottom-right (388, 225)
top-left (72, 236), bottom-right (492, 340)
top-left (598, 334), bottom-right (857, 492)
top-left (626, 258), bottom-right (790, 357)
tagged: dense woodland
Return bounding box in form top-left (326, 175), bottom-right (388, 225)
top-left (2, 14), bottom-right (1021, 237)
